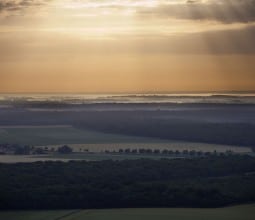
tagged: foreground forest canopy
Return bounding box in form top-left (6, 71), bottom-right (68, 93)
top-left (0, 155), bottom-right (255, 210)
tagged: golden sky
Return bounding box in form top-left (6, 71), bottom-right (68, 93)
top-left (1, 0), bottom-right (255, 93)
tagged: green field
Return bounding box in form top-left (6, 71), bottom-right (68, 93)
top-left (0, 126), bottom-right (165, 146)
top-left (0, 204), bottom-right (254, 220)
top-left (0, 153), bottom-right (182, 164)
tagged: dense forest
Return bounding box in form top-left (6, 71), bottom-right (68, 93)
top-left (0, 155), bottom-right (255, 210)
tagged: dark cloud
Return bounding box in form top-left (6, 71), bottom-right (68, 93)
top-left (1, 0), bottom-right (255, 23)
top-left (0, 0), bottom-right (50, 13)
top-left (137, 0), bottom-right (255, 23)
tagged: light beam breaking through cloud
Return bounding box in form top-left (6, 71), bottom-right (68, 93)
top-left (0, 0), bottom-right (255, 93)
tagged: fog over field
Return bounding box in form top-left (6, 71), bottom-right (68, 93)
top-left (0, 94), bottom-right (255, 152)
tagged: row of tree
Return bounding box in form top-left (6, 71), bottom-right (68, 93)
top-left (0, 144), bottom-right (73, 155)
top-left (108, 148), bottom-right (233, 156)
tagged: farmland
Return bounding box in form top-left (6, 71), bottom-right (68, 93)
top-left (0, 126), bottom-right (160, 146)
top-left (0, 126), bottom-right (251, 154)
top-left (0, 125), bottom-right (252, 163)
top-left (0, 204), bottom-right (254, 220)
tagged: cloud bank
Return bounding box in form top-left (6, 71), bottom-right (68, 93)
top-left (0, 0), bottom-right (51, 15)
top-left (1, 0), bottom-right (255, 23)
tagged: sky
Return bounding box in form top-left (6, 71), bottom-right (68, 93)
top-left (0, 0), bottom-right (255, 93)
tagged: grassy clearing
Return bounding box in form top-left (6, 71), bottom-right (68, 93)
top-left (3, 152), bottom-right (255, 163)
top-left (34, 153), bottom-right (185, 161)
top-left (0, 204), bottom-right (254, 220)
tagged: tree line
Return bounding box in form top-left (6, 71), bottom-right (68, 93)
top-left (0, 144), bottom-right (73, 155)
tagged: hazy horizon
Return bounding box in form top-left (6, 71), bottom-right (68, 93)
top-left (1, 90), bottom-right (255, 95)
